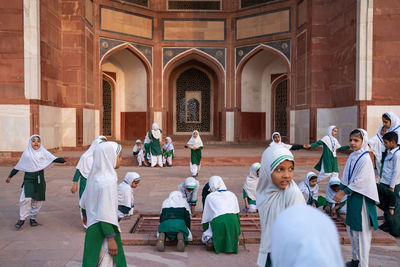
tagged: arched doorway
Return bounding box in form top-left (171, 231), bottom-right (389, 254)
top-left (102, 78), bottom-right (114, 137)
top-left (167, 59), bottom-right (220, 140)
top-left (238, 48), bottom-right (290, 141)
top-left (100, 47), bottom-right (149, 140)
top-left (273, 79), bottom-right (288, 136)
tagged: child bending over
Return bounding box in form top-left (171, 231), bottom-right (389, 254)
top-left (117, 172), bottom-right (141, 220)
top-left (243, 162), bottom-right (261, 212)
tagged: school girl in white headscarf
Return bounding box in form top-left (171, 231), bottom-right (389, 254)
top-left (324, 176), bottom-right (347, 219)
top-left (162, 136), bottom-right (175, 166)
top-left (306, 125), bottom-right (350, 181)
top-left (132, 139), bottom-right (146, 167)
top-left (117, 172), bottom-right (141, 219)
top-left (382, 112), bottom-right (400, 143)
top-left (148, 122), bottom-right (163, 167)
top-left (157, 191), bottom-right (192, 252)
top-left (269, 132), bottom-right (304, 150)
top-left (298, 171), bottom-right (319, 206)
top-left (186, 130), bottom-right (203, 177)
top-left (6, 135), bottom-right (65, 229)
top-left (201, 176), bottom-right (241, 254)
top-left (368, 126), bottom-right (385, 176)
top-left (243, 162), bottom-right (261, 212)
top-left (80, 141), bottom-right (126, 267)
top-left (270, 205), bottom-right (344, 267)
top-left (334, 129), bottom-right (379, 267)
top-left (71, 136), bottom-right (107, 227)
top-left (178, 177), bottom-right (199, 213)
top-left (256, 145), bottom-right (305, 267)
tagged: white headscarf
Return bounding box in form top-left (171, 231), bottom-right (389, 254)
top-left (321, 126), bottom-right (341, 156)
top-left (14, 135), bottom-right (57, 172)
top-left (178, 177), bottom-right (199, 203)
top-left (163, 137), bottom-right (174, 152)
top-left (80, 141), bottom-right (122, 231)
top-left (340, 129), bottom-right (379, 203)
top-left (201, 176), bottom-right (239, 224)
top-left (118, 172), bottom-right (141, 209)
top-left (325, 176), bottom-right (346, 203)
top-left (243, 162), bottom-right (261, 201)
top-left (269, 132), bottom-right (292, 149)
top-left (298, 172), bottom-right (319, 203)
top-left (144, 133), bottom-right (151, 144)
top-left (368, 125), bottom-right (384, 163)
top-left (161, 191), bottom-right (191, 214)
top-left (132, 140), bottom-right (142, 153)
top-left (151, 122), bottom-right (162, 140)
top-left (256, 146), bottom-right (306, 266)
top-left (385, 112), bottom-right (400, 133)
top-left (187, 130), bottom-right (203, 148)
top-left (270, 205), bottom-right (344, 267)
top-left (76, 136), bottom-right (106, 178)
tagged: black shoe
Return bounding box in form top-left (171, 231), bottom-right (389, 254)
top-left (15, 220), bottom-right (25, 229)
top-left (379, 222), bottom-right (390, 232)
top-left (346, 260), bottom-right (359, 267)
top-left (378, 215), bottom-right (385, 220)
top-left (30, 219), bottom-right (39, 227)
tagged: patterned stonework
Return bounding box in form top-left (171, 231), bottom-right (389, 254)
top-left (236, 40), bottom-right (290, 67)
top-left (163, 47), bottom-right (225, 69)
top-left (100, 38), bottom-right (152, 66)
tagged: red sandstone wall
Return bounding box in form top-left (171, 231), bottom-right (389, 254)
top-left (372, 0), bottom-right (400, 103)
top-left (0, 1), bottom-right (25, 102)
top-left (310, 0), bottom-right (357, 108)
top-left (40, 0), bottom-right (63, 103)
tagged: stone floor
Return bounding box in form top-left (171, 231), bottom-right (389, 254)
top-left (1, 164), bottom-right (399, 267)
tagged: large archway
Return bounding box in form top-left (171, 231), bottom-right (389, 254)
top-left (100, 47), bottom-right (149, 140)
top-left (166, 57), bottom-right (222, 140)
top-left (237, 47), bottom-right (290, 141)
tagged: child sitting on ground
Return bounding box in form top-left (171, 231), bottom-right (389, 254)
top-left (256, 145), bottom-right (306, 267)
top-left (117, 172), bottom-right (141, 220)
top-left (157, 191), bottom-right (192, 252)
top-left (132, 140), bottom-right (147, 167)
top-left (324, 176), bottom-right (347, 220)
top-left (243, 162), bottom-right (261, 213)
top-left (178, 177), bottom-right (199, 214)
top-left (201, 176), bottom-right (241, 254)
top-left (376, 131), bottom-right (400, 236)
top-left (333, 129), bottom-right (379, 267)
top-left (162, 137), bottom-right (174, 167)
top-left (298, 172), bottom-right (320, 207)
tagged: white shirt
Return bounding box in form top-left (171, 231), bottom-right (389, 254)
top-left (380, 147), bottom-right (400, 188)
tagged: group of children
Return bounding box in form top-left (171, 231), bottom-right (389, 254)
top-left (132, 124), bottom-right (204, 178)
top-left (5, 112), bottom-right (400, 267)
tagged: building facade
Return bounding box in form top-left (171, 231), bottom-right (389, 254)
top-left (0, 0), bottom-right (399, 151)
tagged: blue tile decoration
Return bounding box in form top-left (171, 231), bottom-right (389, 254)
top-left (236, 40), bottom-right (290, 67)
top-left (163, 47), bottom-right (225, 69)
top-left (100, 37), bottom-right (153, 66)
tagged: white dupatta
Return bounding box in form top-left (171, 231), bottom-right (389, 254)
top-left (76, 136), bottom-right (106, 178)
top-left (340, 129), bottom-right (379, 203)
top-left (321, 126), bottom-right (341, 157)
top-left (243, 162), bottom-right (261, 201)
top-left (256, 146), bottom-right (305, 266)
top-left (187, 130), bottom-right (203, 149)
top-left (14, 135), bottom-right (57, 172)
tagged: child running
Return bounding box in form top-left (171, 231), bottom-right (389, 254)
top-left (305, 125), bottom-right (349, 181)
top-left (117, 172), bottom-right (141, 220)
top-left (71, 135), bottom-right (106, 227)
top-left (80, 141), bottom-right (126, 267)
top-left (157, 191), bottom-right (192, 252)
top-left (333, 129), bottom-right (379, 267)
top-left (256, 145), bottom-right (305, 267)
top-left (132, 139), bottom-right (147, 167)
top-left (298, 172), bottom-right (319, 207)
top-left (376, 131), bottom-right (400, 236)
top-left (186, 130), bottom-right (203, 177)
top-left (5, 135), bottom-right (66, 229)
top-left (243, 162), bottom-right (261, 213)
top-left (270, 132), bottom-right (305, 150)
top-left (201, 176), bottom-right (240, 254)
top-left (178, 177), bottom-right (199, 214)
top-left (162, 137), bottom-right (174, 167)
top-left (324, 176), bottom-right (347, 220)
